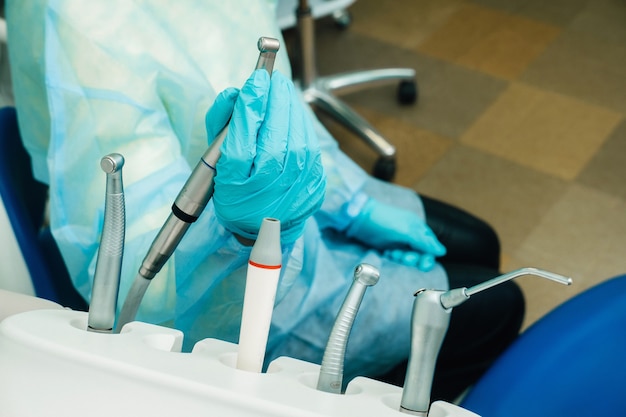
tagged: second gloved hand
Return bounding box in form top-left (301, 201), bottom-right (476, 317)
top-left (205, 70), bottom-right (326, 244)
top-left (346, 198), bottom-right (446, 271)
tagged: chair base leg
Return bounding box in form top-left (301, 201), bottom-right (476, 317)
top-left (300, 68), bottom-right (417, 181)
top-left (292, 0), bottom-right (418, 181)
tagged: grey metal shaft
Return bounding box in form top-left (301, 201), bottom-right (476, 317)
top-left (440, 267), bottom-right (572, 309)
top-left (115, 274), bottom-right (150, 333)
top-left (467, 267), bottom-right (572, 296)
top-left (88, 154), bottom-right (126, 333)
top-left (116, 37), bottom-right (280, 331)
top-left (317, 264), bottom-right (379, 394)
top-left (400, 289), bottom-right (451, 416)
top-left (296, 0), bottom-right (316, 88)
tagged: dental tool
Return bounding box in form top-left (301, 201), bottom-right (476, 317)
top-left (399, 267), bottom-right (572, 416)
top-left (236, 218), bottom-right (282, 373)
top-left (88, 154), bottom-right (126, 333)
top-left (115, 37), bottom-right (280, 332)
top-left (317, 263), bottom-right (380, 394)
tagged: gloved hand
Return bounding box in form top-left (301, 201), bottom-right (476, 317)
top-left (205, 69), bottom-right (326, 244)
top-left (346, 198), bottom-right (446, 271)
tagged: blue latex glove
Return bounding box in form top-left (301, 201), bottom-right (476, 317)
top-left (205, 69), bottom-right (326, 244)
top-left (383, 249), bottom-right (437, 272)
top-left (346, 198), bottom-right (446, 271)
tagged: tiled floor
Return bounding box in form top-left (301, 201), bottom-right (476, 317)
top-left (299, 0), bottom-right (626, 329)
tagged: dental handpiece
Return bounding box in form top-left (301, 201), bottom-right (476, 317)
top-left (88, 154), bottom-right (126, 333)
top-left (115, 37), bottom-right (280, 332)
top-left (317, 264), bottom-right (380, 394)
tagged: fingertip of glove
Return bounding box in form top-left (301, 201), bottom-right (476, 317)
top-left (237, 69), bottom-right (271, 111)
top-left (221, 87), bottom-right (240, 101)
top-left (269, 70), bottom-right (291, 94)
top-left (205, 87), bottom-right (241, 141)
top-left (206, 88), bottom-right (239, 118)
top-left (249, 68), bottom-right (271, 87)
top-left (418, 255), bottom-right (436, 272)
top-left (433, 241), bottom-right (447, 257)
top-left (401, 251), bottom-right (421, 266)
top-left (269, 69), bottom-right (286, 82)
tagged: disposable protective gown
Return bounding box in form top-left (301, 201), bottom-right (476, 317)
top-left (7, 0), bottom-right (447, 380)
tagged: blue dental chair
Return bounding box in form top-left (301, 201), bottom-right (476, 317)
top-left (460, 274), bottom-right (626, 417)
top-left (0, 106), bottom-right (87, 311)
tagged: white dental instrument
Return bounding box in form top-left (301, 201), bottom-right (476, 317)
top-left (115, 37), bottom-right (280, 332)
top-left (400, 267), bottom-right (572, 416)
top-left (88, 154), bottom-right (126, 333)
top-left (236, 218), bottom-right (282, 373)
top-left (317, 263), bottom-right (380, 394)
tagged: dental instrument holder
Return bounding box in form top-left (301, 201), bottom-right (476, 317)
top-left (116, 37), bottom-right (280, 331)
top-left (317, 263), bottom-right (380, 394)
top-left (0, 305), bottom-right (480, 417)
top-left (88, 154), bottom-right (125, 333)
top-left (400, 267), bottom-right (572, 416)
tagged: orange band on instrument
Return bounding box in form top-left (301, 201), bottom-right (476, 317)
top-left (249, 260), bottom-right (282, 270)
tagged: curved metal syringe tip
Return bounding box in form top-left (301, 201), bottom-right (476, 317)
top-left (440, 267), bottom-right (573, 310)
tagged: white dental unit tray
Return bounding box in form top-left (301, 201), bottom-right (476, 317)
top-left (0, 308), bottom-right (479, 417)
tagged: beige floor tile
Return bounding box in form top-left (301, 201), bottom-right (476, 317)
top-left (511, 184), bottom-right (626, 328)
top-left (460, 83), bottom-right (622, 180)
top-left (578, 119), bottom-right (626, 200)
top-left (354, 105), bottom-right (454, 187)
top-left (569, 0), bottom-right (626, 45)
top-left (471, 0), bottom-right (589, 26)
top-left (415, 145), bottom-right (567, 254)
top-left (350, 0), bottom-right (464, 50)
top-left (317, 106), bottom-right (453, 186)
top-left (417, 3), bottom-right (560, 79)
top-left (520, 29), bottom-right (626, 114)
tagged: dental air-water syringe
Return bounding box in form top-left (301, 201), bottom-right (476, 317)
top-left (115, 37), bottom-right (280, 331)
top-left (399, 267), bottom-right (572, 416)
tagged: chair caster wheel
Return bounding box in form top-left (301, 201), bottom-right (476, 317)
top-left (332, 9), bottom-right (352, 29)
top-left (373, 157), bottom-right (396, 182)
top-left (398, 80), bottom-right (418, 105)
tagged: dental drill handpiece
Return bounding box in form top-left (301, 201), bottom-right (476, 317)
top-left (88, 154), bottom-right (126, 333)
top-left (317, 264), bottom-right (380, 394)
top-left (115, 37), bottom-right (280, 332)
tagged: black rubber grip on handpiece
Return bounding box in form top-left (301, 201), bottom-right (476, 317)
top-left (171, 203), bottom-right (198, 224)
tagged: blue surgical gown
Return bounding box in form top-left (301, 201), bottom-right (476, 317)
top-left (7, 0), bottom-right (447, 381)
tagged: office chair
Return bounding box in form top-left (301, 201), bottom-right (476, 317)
top-left (277, 0), bottom-right (418, 181)
top-left (0, 106), bottom-right (87, 311)
top-left (461, 274), bottom-right (626, 416)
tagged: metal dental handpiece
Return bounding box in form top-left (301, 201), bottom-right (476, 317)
top-left (88, 154), bottom-right (126, 333)
top-left (317, 263), bottom-right (380, 394)
top-left (399, 267), bottom-right (572, 416)
top-left (115, 37), bottom-right (280, 332)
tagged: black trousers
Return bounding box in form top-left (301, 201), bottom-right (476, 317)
top-left (376, 195), bottom-right (525, 402)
